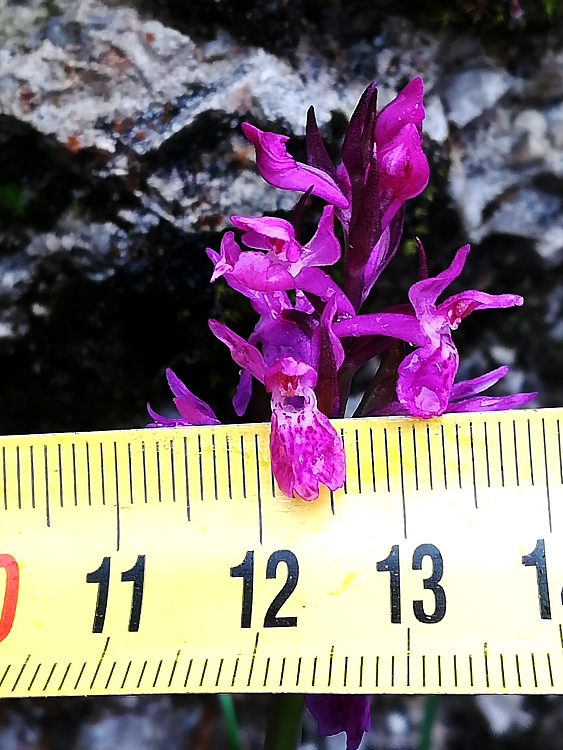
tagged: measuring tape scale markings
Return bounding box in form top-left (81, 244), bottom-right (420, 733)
top-left (0, 410), bottom-right (562, 696)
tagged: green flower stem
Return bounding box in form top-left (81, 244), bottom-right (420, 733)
top-left (418, 694), bottom-right (439, 750)
top-left (264, 694), bottom-right (305, 750)
top-left (219, 694), bottom-right (242, 750)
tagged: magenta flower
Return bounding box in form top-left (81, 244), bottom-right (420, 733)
top-left (241, 122), bottom-right (349, 209)
top-left (369, 366), bottom-right (536, 416)
top-left (147, 369), bottom-right (220, 427)
top-left (333, 245), bottom-right (526, 418)
top-left (305, 695), bottom-right (370, 750)
top-left (208, 319), bottom-right (345, 501)
top-left (210, 206), bottom-right (341, 294)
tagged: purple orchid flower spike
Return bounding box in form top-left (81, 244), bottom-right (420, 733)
top-left (147, 369), bottom-right (221, 427)
top-left (305, 695), bottom-right (371, 750)
top-left (241, 122), bottom-right (349, 209)
top-left (208, 319), bottom-right (345, 501)
top-left (334, 244), bottom-right (526, 418)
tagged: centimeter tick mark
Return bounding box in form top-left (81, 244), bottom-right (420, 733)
top-left (184, 436), bottom-right (191, 521)
top-left (355, 429), bottom-right (362, 494)
top-left (531, 653), bottom-right (538, 688)
top-left (184, 660), bottom-right (193, 688)
top-left (440, 424), bottom-right (447, 490)
top-left (74, 663), bottom-right (86, 691)
top-left (43, 663), bottom-right (57, 692)
top-left (90, 637), bottom-right (110, 689)
top-left (515, 654), bottom-right (521, 688)
top-left (127, 444), bottom-right (133, 505)
top-left (255, 434), bottom-right (263, 545)
top-left (212, 434), bottom-right (218, 501)
top-left (30, 446), bottom-right (36, 509)
top-left (369, 428), bottom-right (377, 492)
top-left (44, 446), bottom-right (50, 527)
top-left (383, 428), bottom-right (391, 493)
top-left (426, 426), bottom-right (433, 491)
top-left (216, 658), bottom-right (224, 687)
top-left (16, 445), bottom-right (21, 509)
top-left (105, 662), bottom-right (116, 690)
top-left (86, 443), bottom-right (92, 506)
top-left (153, 660), bottom-right (163, 688)
top-left (58, 444), bottom-right (64, 507)
top-left (114, 443), bottom-right (121, 552)
top-left (1, 447), bottom-right (6, 511)
top-left (247, 632), bottom-right (259, 687)
top-left (406, 627), bottom-right (410, 687)
top-left (498, 422), bottom-right (505, 488)
top-left (58, 663), bottom-right (71, 691)
top-left (199, 659), bottom-right (209, 687)
top-left (398, 427), bottom-right (407, 539)
top-left (226, 436), bottom-right (234, 500)
top-left (455, 424), bottom-right (462, 489)
top-left (100, 444), bottom-right (106, 506)
top-left (483, 423), bottom-right (491, 488)
top-left (528, 419), bottom-right (535, 486)
top-left (547, 653), bottom-right (554, 688)
top-left (121, 661), bottom-right (132, 690)
top-left (155, 442), bottom-right (162, 503)
top-left (168, 651), bottom-right (181, 688)
top-left (240, 435), bottom-right (247, 499)
top-left (169, 440), bottom-right (176, 502)
top-left (470, 422), bottom-right (477, 507)
top-left (198, 434), bottom-right (204, 502)
top-left (483, 643), bottom-right (489, 688)
top-left (542, 419), bottom-right (553, 532)
top-left (557, 420), bottom-right (563, 485)
top-left (137, 661), bottom-right (147, 689)
top-left (72, 444), bottom-right (78, 506)
top-left (28, 663), bottom-right (41, 691)
top-left (513, 420), bottom-right (520, 487)
top-left (412, 426), bottom-right (419, 491)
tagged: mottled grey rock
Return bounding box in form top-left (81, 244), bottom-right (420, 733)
top-left (442, 67), bottom-right (514, 128)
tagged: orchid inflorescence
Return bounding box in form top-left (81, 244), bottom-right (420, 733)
top-left (148, 78), bottom-right (536, 748)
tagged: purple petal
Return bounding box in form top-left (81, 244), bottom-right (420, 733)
top-left (233, 368), bottom-right (254, 417)
top-left (305, 695), bottom-right (371, 750)
top-left (397, 338), bottom-right (459, 417)
top-left (209, 232), bottom-right (241, 282)
top-left (242, 122), bottom-right (349, 209)
top-left (409, 245), bottom-right (471, 317)
top-left (231, 215), bottom-right (296, 251)
top-left (378, 123), bottom-right (430, 204)
top-left (361, 205), bottom-right (404, 305)
top-left (146, 404), bottom-right (193, 428)
top-left (450, 366), bottom-right (509, 401)
top-left (228, 251), bottom-right (296, 292)
top-left (333, 312), bottom-right (426, 347)
top-left (341, 82), bottom-right (378, 187)
top-left (208, 320), bottom-right (267, 383)
top-left (438, 290), bottom-right (523, 329)
top-left (295, 267), bottom-right (356, 317)
top-left (302, 205), bottom-right (341, 267)
top-left (270, 401), bottom-right (345, 500)
top-left (165, 369), bottom-right (221, 425)
top-left (447, 392), bottom-right (537, 413)
top-left (375, 77), bottom-right (425, 144)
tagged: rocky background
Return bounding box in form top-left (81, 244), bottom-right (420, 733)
top-left (2, 0), bottom-right (563, 748)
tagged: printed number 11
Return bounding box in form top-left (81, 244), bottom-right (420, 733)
top-left (86, 555), bottom-right (145, 633)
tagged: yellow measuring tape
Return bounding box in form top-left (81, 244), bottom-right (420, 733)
top-left (0, 408), bottom-right (561, 697)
